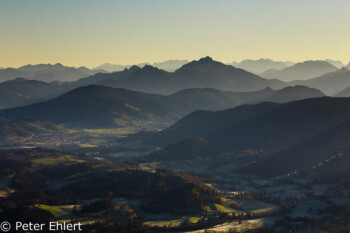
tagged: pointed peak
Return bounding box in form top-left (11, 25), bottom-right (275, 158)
top-left (128, 65), bottom-right (141, 72)
top-left (198, 56), bottom-right (213, 62)
top-left (141, 64), bottom-right (159, 71)
top-left (135, 64), bottom-right (167, 74)
top-left (143, 64), bottom-right (155, 68)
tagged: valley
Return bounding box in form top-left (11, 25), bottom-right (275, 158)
top-left (3, 1), bottom-right (350, 231)
top-left (1, 58), bottom-right (350, 233)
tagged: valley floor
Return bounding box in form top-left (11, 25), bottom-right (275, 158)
top-left (1, 127), bottom-right (350, 233)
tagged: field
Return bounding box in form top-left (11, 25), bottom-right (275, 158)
top-left (83, 127), bottom-right (138, 135)
top-left (0, 187), bottom-right (14, 198)
top-left (236, 198), bottom-right (279, 214)
top-left (185, 218), bottom-right (269, 233)
top-left (35, 204), bottom-right (81, 220)
top-left (203, 203), bottom-right (238, 214)
top-left (31, 155), bottom-right (85, 167)
top-left (143, 216), bottom-right (202, 228)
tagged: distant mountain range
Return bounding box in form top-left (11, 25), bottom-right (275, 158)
top-left (325, 59), bottom-right (345, 69)
top-left (260, 60), bottom-right (339, 82)
top-left (90, 57), bottom-right (285, 94)
top-left (228, 59), bottom-right (345, 75)
top-left (1, 57), bottom-right (349, 110)
top-left (229, 59), bottom-right (291, 74)
top-left (94, 60), bottom-right (189, 72)
top-left (0, 63), bottom-right (106, 82)
top-left (335, 84), bottom-right (350, 97)
top-left (78, 58), bottom-right (350, 96)
top-left (0, 57), bottom-right (286, 108)
top-left (1, 58), bottom-right (347, 85)
top-left (1, 57), bottom-right (340, 112)
top-left (0, 85), bottom-right (187, 128)
top-left (292, 67), bottom-right (350, 95)
top-left (0, 85), bottom-right (324, 129)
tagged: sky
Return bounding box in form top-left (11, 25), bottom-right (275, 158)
top-left (0, 0), bottom-right (349, 68)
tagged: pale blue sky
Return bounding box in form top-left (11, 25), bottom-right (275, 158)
top-left (1, 0), bottom-right (349, 67)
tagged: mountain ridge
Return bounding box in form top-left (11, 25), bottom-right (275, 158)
top-left (148, 97), bottom-right (350, 161)
top-left (292, 67), bottom-right (350, 95)
top-left (94, 60), bottom-right (189, 72)
top-left (75, 57), bottom-right (286, 94)
top-left (260, 60), bottom-right (338, 82)
top-left (0, 84), bottom-right (324, 129)
top-left (0, 63), bottom-right (107, 82)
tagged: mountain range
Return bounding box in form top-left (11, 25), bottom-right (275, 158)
top-left (0, 57), bottom-right (287, 108)
top-left (70, 57), bottom-right (286, 95)
top-left (335, 85), bottom-right (350, 97)
top-left (325, 59), bottom-right (345, 69)
top-left (66, 58), bottom-right (350, 96)
top-left (0, 85), bottom-right (188, 128)
top-left (147, 97), bottom-right (350, 176)
top-left (242, 118), bottom-right (350, 177)
top-left (94, 60), bottom-right (189, 72)
top-left (229, 59), bottom-right (291, 74)
top-left (0, 63), bottom-right (106, 82)
top-left (292, 67), bottom-right (350, 95)
top-left (1, 57), bottom-right (350, 110)
top-left (260, 61), bottom-right (339, 82)
top-left (141, 85), bottom-right (325, 146)
top-left (2, 58), bottom-right (347, 86)
top-left (0, 84), bottom-right (324, 129)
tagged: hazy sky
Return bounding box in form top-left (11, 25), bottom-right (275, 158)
top-left (1, 0), bottom-right (349, 68)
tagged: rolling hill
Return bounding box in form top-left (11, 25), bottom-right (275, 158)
top-left (260, 61), bottom-right (338, 82)
top-left (0, 78), bottom-right (71, 109)
top-left (167, 87), bottom-right (274, 111)
top-left (0, 148), bottom-right (219, 217)
top-left (0, 117), bottom-right (70, 144)
top-left (141, 86), bottom-right (325, 146)
top-left (141, 102), bottom-right (279, 147)
top-left (255, 85), bottom-right (325, 103)
top-left (149, 97), bottom-right (350, 161)
top-left (0, 84), bottom-right (325, 129)
top-left (242, 119), bottom-right (350, 178)
top-left (0, 85), bottom-right (189, 128)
